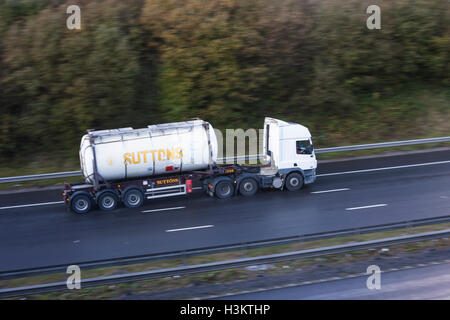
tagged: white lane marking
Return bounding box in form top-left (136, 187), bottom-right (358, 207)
top-left (193, 187), bottom-right (202, 190)
top-left (311, 188), bottom-right (350, 194)
top-left (318, 160), bottom-right (450, 177)
top-left (166, 225), bottom-right (214, 232)
top-left (0, 201), bottom-right (64, 210)
top-left (346, 204), bottom-right (387, 211)
top-left (142, 206), bottom-right (185, 213)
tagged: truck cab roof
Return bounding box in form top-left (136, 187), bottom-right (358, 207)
top-left (264, 117), bottom-right (312, 140)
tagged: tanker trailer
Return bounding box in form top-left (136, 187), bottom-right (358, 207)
top-left (63, 117), bottom-right (317, 214)
top-left (79, 119), bottom-right (218, 184)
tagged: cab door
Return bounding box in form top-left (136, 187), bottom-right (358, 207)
top-left (295, 138), bottom-right (317, 170)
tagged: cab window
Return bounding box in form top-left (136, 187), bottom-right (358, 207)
top-left (296, 140), bottom-right (313, 155)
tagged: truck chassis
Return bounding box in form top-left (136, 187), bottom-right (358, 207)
top-left (63, 164), bottom-right (316, 214)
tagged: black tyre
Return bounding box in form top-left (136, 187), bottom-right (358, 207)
top-left (70, 194), bottom-right (92, 214)
top-left (239, 178), bottom-right (258, 197)
top-left (97, 191), bottom-right (119, 211)
top-left (285, 172), bottom-right (304, 191)
top-left (123, 188), bottom-right (145, 208)
top-left (215, 180), bottom-right (235, 199)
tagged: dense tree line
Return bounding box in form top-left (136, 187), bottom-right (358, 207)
top-left (0, 0), bottom-right (448, 164)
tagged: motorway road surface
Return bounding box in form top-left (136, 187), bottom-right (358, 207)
top-left (220, 262), bottom-right (450, 299)
top-left (0, 150), bottom-right (450, 272)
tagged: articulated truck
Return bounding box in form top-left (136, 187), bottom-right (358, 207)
top-left (63, 117), bottom-right (317, 214)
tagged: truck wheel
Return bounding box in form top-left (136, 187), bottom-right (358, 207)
top-left (215, 180), bottom-right (234, 199)
top-left (98, 191), bottom-right (119, 211)
top-left (239, 178), bottom-right (258, 197)
top-left (71, 194), bottom-right (92, 214)
top-left (285, 172), bottom-right (304, 191)
top-left (123, 188), bottom-right (144, 208)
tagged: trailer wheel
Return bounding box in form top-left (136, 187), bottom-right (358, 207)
top-left (285, 172), bottom-right (304, 191)
top-left (123, 188), bottom-right (144, 208)
top-left (239, 178), bottom-right (258, 197)
top-left (71, 194), bottom-right (92, 214)
top-left (215, 180), bottom-right (234, 199)
top-left (98, 191), bottom-right (119, 211)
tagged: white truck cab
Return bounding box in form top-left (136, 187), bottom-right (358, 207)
top-left (263, 117), bottom-right (317, 185)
